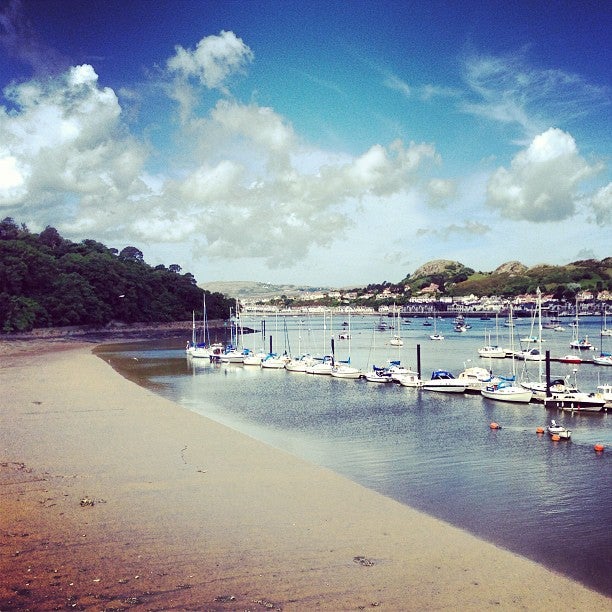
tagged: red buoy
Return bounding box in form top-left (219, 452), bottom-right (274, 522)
top-left (594, 443), bottom-right (605, 452)
top-left (490, 422), bottom-right (501, 430)
top-left (551, 434), bottom-right (560, 441)
top-left (536, 427), bottom-right (544, 434)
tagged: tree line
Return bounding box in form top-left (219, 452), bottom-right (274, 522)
top-left (0, 218), bottom-right (233, 332)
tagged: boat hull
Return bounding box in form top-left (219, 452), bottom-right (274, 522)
top-left (481, 386), bottom-right (532, 403)
top-left (422, 382), bottom-right (467, 393)
top-left (544, 395), bottom-right (606, 412)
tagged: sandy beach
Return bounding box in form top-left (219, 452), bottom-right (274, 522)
top-left (1, 341), bottom-right (609, 611)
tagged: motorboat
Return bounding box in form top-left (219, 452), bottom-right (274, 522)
top-left (457, 366), bottom-right (494, 393)
top-left (422, 370), bottom-right (467, 393)
top-left (220, 347), bottom-right (247, 364)
top-left (478, 345), bottom-right (506, 359)
top-left (481, 379), bottom-right (533, 403)
top-left (397, 371), bottom-right (423, 387)
top-left (516, 348), bottom-right (545, 361)
top-left (385, 360), bottom-right (412, 382)
top-left (596, 384), bottom-right (612, 405)
top-left (521, 377), bottom-right (577, 403)
top-left (544, 391), bottom-right (606, 412)
top-left (546, 420), bottom-right (572, 439)
top-left (429, 333), bottom-right (445, 341)
top-left (558, 354), bottom-right (582, 364)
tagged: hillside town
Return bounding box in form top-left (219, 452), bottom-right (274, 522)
top-left (241, 288), bottom-right (612, 318)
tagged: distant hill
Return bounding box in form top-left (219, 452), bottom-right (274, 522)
top-left (204, 257), bottom-right (611, 303)
top-left (203, 280), bottom-right (332, 300)
top-left (404, 258), bottom-right (611, 298)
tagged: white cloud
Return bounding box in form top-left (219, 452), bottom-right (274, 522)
top-left (590, 182), bottom-right (611, 226)
top-left (0, 46), bottom-right (445, 268)
top-left (426, 178), bottom-right (456, 208)
top-left (383, 73), bottom-right (411, 98)
top-left (0, 64), bottom-right (148, 224)
top-left (486, 128), bottom-right (604, 222)
top-left (167, 31), bottom-right (253, 91)
top-left (416, 221), bottom-right (490, 240)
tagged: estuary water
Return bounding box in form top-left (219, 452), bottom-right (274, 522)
top-left (102, 314), bottom-right (612, 597)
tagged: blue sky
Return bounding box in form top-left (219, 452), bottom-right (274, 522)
top-left (0, 0), bottom-right (610, 287)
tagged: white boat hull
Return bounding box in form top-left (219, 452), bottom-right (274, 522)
top-left (422, 381), bottom-right (467, 393)
top-left (331, 366), bottom-right (362, 379)
top-left (481, 385), bottom-right (532, 403)
top-left (544, 393), bottom-right (606, 412)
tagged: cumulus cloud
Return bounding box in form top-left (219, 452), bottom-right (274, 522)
top-left (0, 57), bottom-right (444, 266)
top-left (486, 127), bottom-right (604, 222)
top-left (590, 182), bottom-right (611, 226)
top-left (426, 178), bottom-right (456, 208)
top-left (151, 112), bottom-right (439, 265)
top-left (167, 31), bottom-right (253, 91)
top-left (0, 64), bottom-right (148, 225)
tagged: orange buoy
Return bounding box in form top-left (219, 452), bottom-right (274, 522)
top-left (594, 443), bottom-right (605, 452)
top-left (536, 427), bottom-right (544, 434)
top-left (490, 422), bottom-right (501, 430)
top-left (551, 434), bottom-right (561, 441)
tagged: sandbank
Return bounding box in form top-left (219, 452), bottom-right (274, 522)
top-left (1, 341), bottom-right (609, 610)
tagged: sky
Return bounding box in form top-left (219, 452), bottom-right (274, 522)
top-left (0, 0), bottom-right (610, 287)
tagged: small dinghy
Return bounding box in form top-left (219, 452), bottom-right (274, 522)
top-left (546, 419), bottom-right (572, 440)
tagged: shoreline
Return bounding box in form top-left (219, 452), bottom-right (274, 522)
top-left (1, 339), bottom-right (610, 610)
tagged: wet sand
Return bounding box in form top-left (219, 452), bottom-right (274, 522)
top-left (1, 341), bottom-right (609, 610)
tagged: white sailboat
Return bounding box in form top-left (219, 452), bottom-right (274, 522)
top-left (478, 314), bottom-right (505, 358)
top-left (569, 297), bottom-right (593, 350)
top-left (429, 310), bottom-right (444, 341)
top-left (601, 309), bottom-right (612, 336)
top-left (389, 306), bottom-right (404, 346)
top-left (332, 310), bottom-right (362, 379)
top-left (481, 305), bottom-right (532, 403)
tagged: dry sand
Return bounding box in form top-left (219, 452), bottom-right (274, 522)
top-left (1, 341), bottom-right (609, 611)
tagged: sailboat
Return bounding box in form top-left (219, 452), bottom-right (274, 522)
top-left (389, 306), bottom-right (404, 346)
top-left (481, 304), bottom-right (533, 403)
top-left (601, 309), bottom-right (612, 337)
top-left (221, 301), bottom-right (247, 363)
top-left (261, 315), bottom-right (290, 368)
top-left (306, 310), bottom-right (334, 374)
top-left (429, 310), bottom-right (444, 340)
top-left (478, 314), bottom-right (505, 358)
top-left (331, 310), bottom-right (362, 379)
top-left (365, 325), bottom-right (392, 383)
top-left (569, 297), bottom-right (593, 350)
top-left (285, 319), bottom-right (314, 371)
top-left (243, 317), bottom-right (268, 365)
top-left (593, 312), bottom-right (612, 365)
top-left (188, 294), bottom-right (218, 359)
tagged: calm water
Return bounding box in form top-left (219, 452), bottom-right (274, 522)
top-left (101, 314), bottom-right (612, 597)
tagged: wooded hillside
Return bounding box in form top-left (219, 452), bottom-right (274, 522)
top-left (0, 218), bottom-right (233, 332)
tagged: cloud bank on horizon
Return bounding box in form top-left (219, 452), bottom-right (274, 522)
top-left (0, 0), bottom-right (609, 285)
